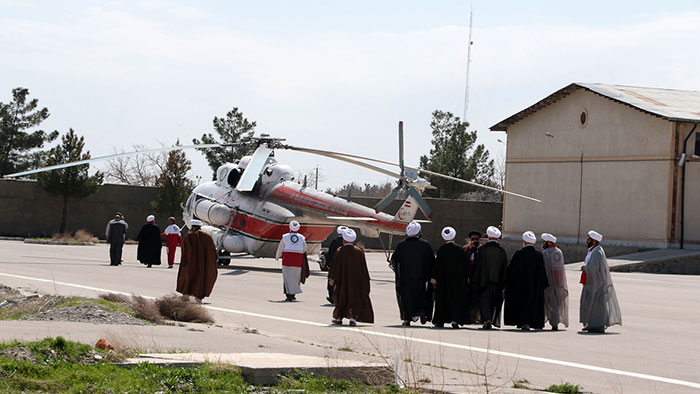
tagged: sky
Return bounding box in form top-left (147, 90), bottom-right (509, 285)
top-left (2, 0), bottom-right (700, 190)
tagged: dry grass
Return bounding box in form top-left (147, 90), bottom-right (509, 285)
top-left (98, 293), bottom-right (213, 324)
top-left (50, 230), bottom-right (98, 243)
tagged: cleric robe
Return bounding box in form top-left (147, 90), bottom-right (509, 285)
top-left (390, 236), bottom-right (435, 322)
top-left (431, 242), bottom-right (470, 326)
top-left (543, 246), bottom-right (569, 327)
top-left (176, 228), bottom-right (218, 299)
top-left (329, 244), bottom-right (374, 323)
top-left (470, 240), bottom-right (507, 327)
top-left (136, 223), bottom-right (162, 266)
top-left (504, 245), bottom-right (548, 328)
top-left (580, 245), bottom-right (622, 330)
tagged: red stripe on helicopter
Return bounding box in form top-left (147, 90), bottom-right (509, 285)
top-left (269, 186), bottom-right (407, 232)
top-left (227, 211), bottom-right (334, 242)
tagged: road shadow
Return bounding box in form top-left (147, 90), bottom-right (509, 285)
top-left (576, 330), bottom-right (620, 335)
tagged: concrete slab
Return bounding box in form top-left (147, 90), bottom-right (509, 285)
top-left (119, 352), bottom-right (394, 385)
top-left (567, 248), bottom-right (700, 274)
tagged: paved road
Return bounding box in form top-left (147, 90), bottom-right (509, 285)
top-left (1, 240), bottom-right (699, 393)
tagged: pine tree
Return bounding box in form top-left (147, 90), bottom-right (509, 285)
top-left (152, 143), bottom-right (195, 219)
top-left (193, 107), bottom-right (256, 179)
top-left (0, 87), bottom-right (59, 176)
top-left (36, 129), bottom-right (104, 233)
top-left (419, 110), bottom-right (495, 199)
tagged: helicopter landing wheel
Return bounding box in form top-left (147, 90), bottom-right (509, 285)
top-left (217, 250), bottom-right (231, 266)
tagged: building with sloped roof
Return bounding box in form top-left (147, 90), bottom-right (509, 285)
top-left (490, 83), bottom-right (700, 249)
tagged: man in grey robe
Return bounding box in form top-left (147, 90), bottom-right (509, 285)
top-left (580, 230), bottom-right (622, 333)
top-left (541, 233), bottom-right (568, 330)
top-left (105, 212), bottom-right (128, 266)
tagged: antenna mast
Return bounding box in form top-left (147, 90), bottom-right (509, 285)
top-left (462, 5), bottom-right (474, 122)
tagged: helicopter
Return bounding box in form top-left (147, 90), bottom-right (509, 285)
top-left (6, 121), bottom-right (540, 269)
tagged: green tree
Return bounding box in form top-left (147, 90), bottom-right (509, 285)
top-left (193, 107), bottom-right (256, 179)
top-left (36, 129), bottom-right (104, 234)
top-left (419, 110), bottom-right (495, 199)
top-left (0, 87), bottom-right (59, 176)
top-left (152, 143), bottom-right (195, 219)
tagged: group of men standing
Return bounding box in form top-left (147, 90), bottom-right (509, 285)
top-left (389, 221), bottom-right (621, 333)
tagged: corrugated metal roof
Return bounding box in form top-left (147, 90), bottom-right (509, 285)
top-left (490, 83), bottom-right (700, 131)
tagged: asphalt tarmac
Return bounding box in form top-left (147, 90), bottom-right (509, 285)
top-left (1, 240), bottom-right (699, 393)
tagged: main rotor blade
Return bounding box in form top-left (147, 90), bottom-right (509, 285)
top-left (236, 146), bottom-right (272, 191)
top-left (283, 145), bottom-right (541, 203)
top-left (4, 143), bottom-right (225, 178)
top-left (285, 146), bottom-right (400, 178)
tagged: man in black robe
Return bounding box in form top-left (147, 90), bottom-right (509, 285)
top-left (390, 221), bottom-right (435, 327)
top-left (431, 226), bottom-right (470, 328)
top-left (136, 214), bottom-right (162, 268)
top-left (325, 225), bottom-right (347, 304)
top-left (464, 229), bottom-right (482, 323)
top-left (470, 226), bottom-right (507, 329)
top-left (504, 231), bottom-right (548, 330)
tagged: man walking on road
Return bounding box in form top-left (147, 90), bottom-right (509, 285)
top-left (504, 231), bottom-right (548, 331)
top-left (329, 228), bottom-right (374, 326)
top-left (136, 215), bottom-right (162, 268)
top-left (105, 212), bottom-right (128, 266)
top-left (325, 225), bottom-right (347, 304)
top-left (470, 226), bottom-right (507, 329)
top-left (162, 217), bottom-right (182, 269)
top-left (276, 220), bottom-right (307, 301)
top-left (541, 232), bottom-right (569, 330)
top-left (177, 219), bottom-right (218, 302)
top-left (431, 226), bottom-right (470, 329)
top-left (390, 221), bottom-right (435, 327)
top-left (580, 230), bottom-right (622, 333)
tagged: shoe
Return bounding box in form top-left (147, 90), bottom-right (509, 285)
top-left (285, 295), bottom-right (295, 301)
top-left (482, 321), bottom-right (492, 330)
top-left (420, 314), bottom-right (427, 325)
top-left (147, 264), bottom-right (152, 268)
top-left (291, 295), bottom-right (296, 300)
top-left (433, 323), bottom-right (443, 328)
top-left (349, 319), bottom-right (357, 326)
top-left (521, 324), bottom-right (531, 331)
top-left (168, 265), bottom-right (174, 269)
top-left (402, 321), bottom-right (411, 327)
top-left (451, 321), bottom-right (459, 329)
top-left (551, 325), bottom-right (558, 331)
top-left (332, 318), bottom-right (343, 325)
top-left (326, 296), bottom-right (333, 304)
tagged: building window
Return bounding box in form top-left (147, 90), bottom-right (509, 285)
top-left (579, 108), bottom-right (588, 128)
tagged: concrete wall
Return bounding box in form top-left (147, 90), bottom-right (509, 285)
top-left (502, 88), bottom-right (683, 247)
top-left (0, 180), bottom-right (503, 251)
top-left (0, 179), bottom-right (160, 239)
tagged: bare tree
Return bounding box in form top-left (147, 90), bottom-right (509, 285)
top-left (104, 144), bottom-right (167, 186)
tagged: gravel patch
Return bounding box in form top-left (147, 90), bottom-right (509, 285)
top-left (30, 303), bottom-right (153, 326)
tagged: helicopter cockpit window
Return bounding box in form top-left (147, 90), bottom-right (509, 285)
top-left (227, 168), bottom-right (241, 188)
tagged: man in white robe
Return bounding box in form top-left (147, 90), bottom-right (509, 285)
top-left (580, 230), bottom-right (622, 333)
top-left (541, 233), bottom-right (569, 330)
top-left (276, 220), bottom-right (307, 301)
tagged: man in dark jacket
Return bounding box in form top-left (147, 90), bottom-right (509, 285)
top-left (105, 212), bottom-right (128, 266)
top-left (390, 221), bottom-right (435, 327)
top-left (470, 225), bottom-right (508, 329)
top-left (431, 227), bottom-right (470, 328)
top-left (136, 215), bottom-right (162, 268)
top-left (504, 231), bottom-right (548, 330)
top-left (325, 225), bottom-right (347, 304)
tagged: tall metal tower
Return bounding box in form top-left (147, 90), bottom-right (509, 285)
top-left (463, 5), bottom-right (474, 122)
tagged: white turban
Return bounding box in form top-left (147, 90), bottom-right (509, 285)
top-left (406, 221), bottom-right (421, 237)
top-left (486, 226), bottom-right (501, 239)
top-left (336, 225), bottom-right (348, 235)
top-left (342, 228), bottom-right (357, 243)
top-left (588, 230), bottom-right (603, 242)
top-left (522, 230), bottom-right (536, 244)
top-left (190, 219), bottom-right (203, 227)
top-left (541, 233), bottom-right (557, 243)
top-left (146, 215), bottom-right (155, 222)
top-left (289, 220), bottom-right (300, 232)
top-left (441, 226), bottom-right (456, 241)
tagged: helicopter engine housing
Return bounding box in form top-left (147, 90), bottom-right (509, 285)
top-left (192, 199), bottom-right (233, 227)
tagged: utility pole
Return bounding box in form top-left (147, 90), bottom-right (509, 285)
top-left (463, 4), bottom-right (474, 122)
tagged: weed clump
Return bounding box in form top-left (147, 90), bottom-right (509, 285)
top-left (546, 381), bottom-right (585, 393)
top-left (98, 293), bottom-right (213, 324)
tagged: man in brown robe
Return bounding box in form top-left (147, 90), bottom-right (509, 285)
top-left (328, 228), bottom-right (373, 326)
top-left (176, 220), bottom-right (218, 301)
